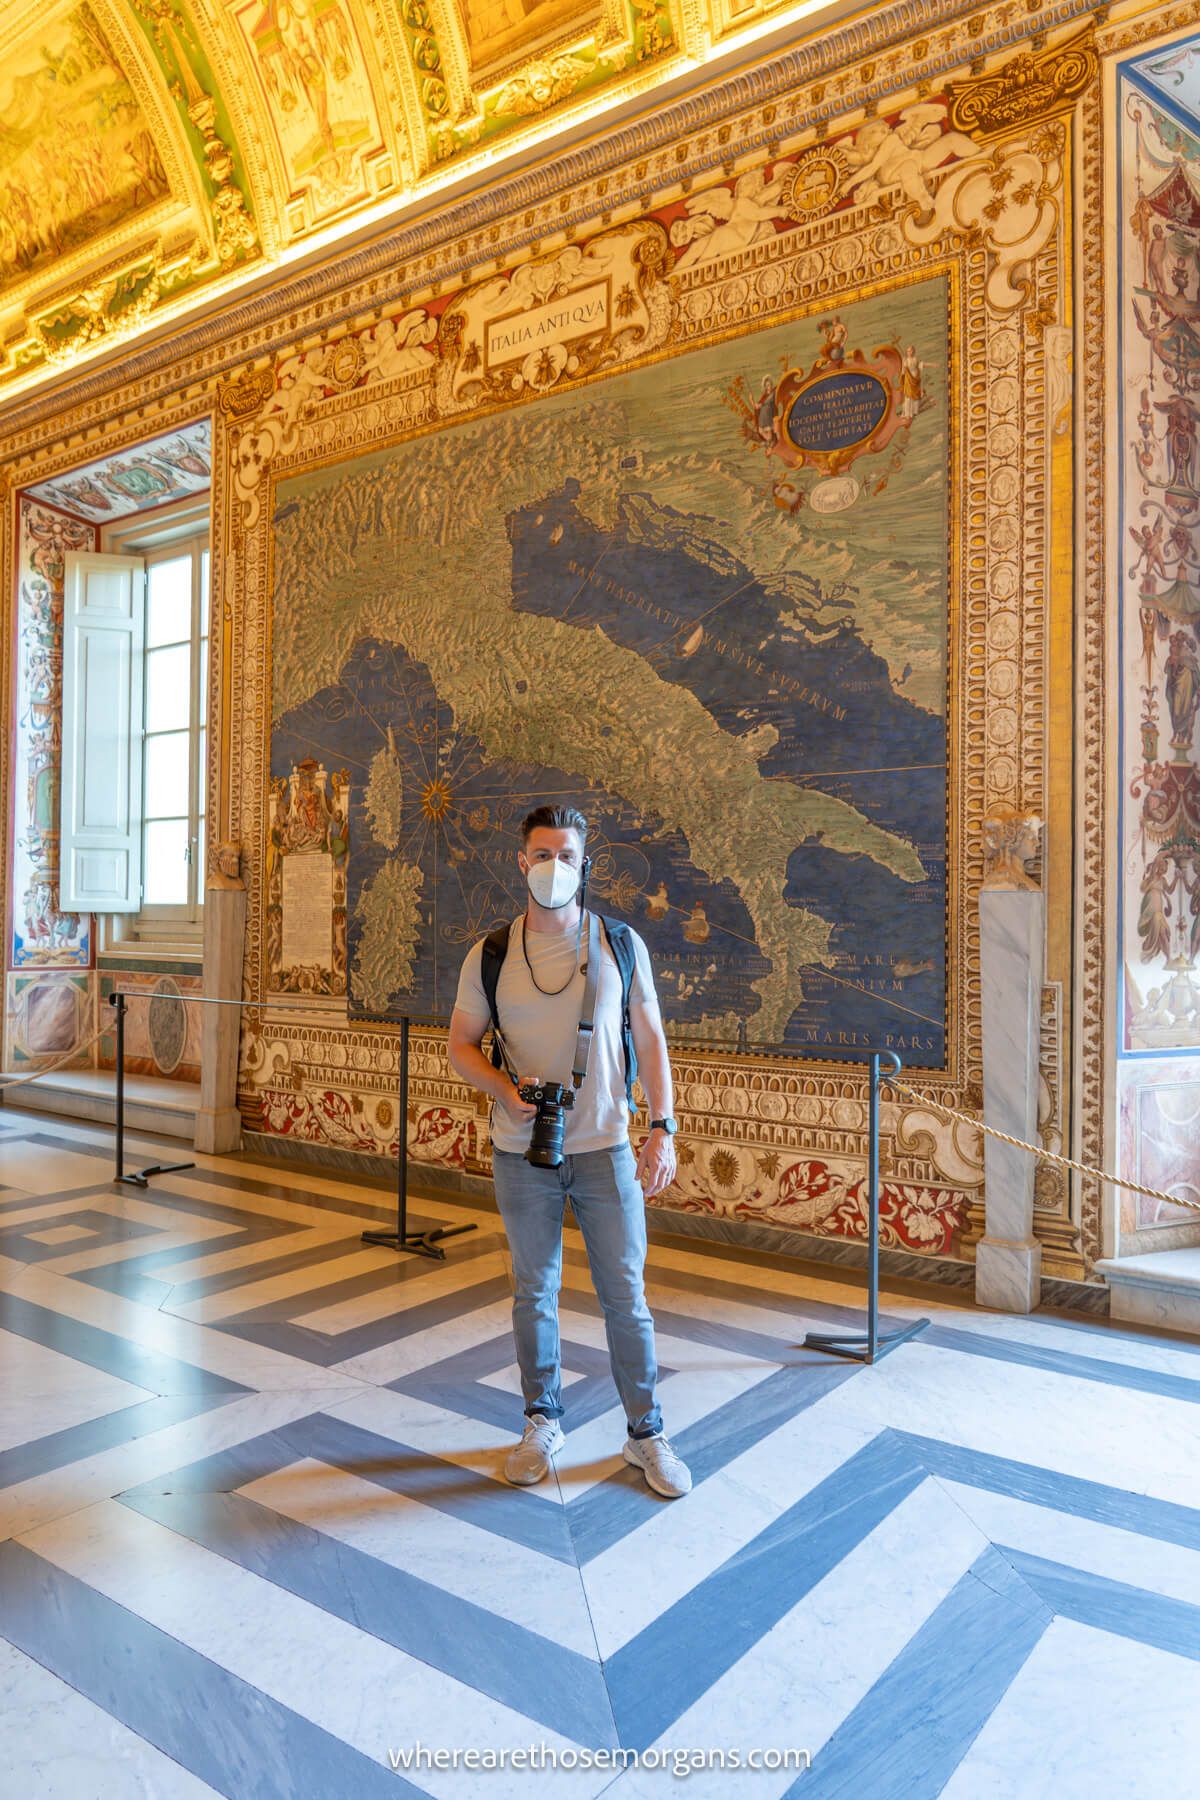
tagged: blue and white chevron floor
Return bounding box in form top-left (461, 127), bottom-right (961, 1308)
top-left (1, 1108), bottom-right (1199, 1798)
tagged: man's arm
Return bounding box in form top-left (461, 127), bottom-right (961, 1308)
top-left (446, 1008), bottom-right (537, 1124)
top-left (630, 996), bottom-right (677, 1200)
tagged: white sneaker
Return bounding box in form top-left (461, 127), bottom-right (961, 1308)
top-left (504, 1412), bottom-right (565, 1485)
top-left (623, 1429), bottom-right (692, 1498)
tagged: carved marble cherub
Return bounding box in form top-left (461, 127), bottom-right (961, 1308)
top-left (981, 805), bottom-right (1043, 891)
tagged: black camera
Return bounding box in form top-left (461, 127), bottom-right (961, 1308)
top-left (518, 1079), bottom-right (575, 1168)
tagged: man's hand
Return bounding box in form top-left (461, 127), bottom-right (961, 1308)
top-left (635, 1128), bottom-right (677, 1200)
top-left (496, 1077), bottom-right (538, 1126)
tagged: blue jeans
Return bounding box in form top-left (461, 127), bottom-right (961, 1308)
top-left (490, 1141), bottom-right (664, 1439)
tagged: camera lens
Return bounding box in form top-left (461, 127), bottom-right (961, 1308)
top-left (524, 1080), bottom-right (573, 1168)
top-left (526, 1097), bottom-right (567, 1168)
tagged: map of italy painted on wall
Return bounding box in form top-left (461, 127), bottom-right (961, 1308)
top-left (271, 275), bottom-right (950, 1063)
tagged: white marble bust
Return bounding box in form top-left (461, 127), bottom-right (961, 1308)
top-left (981, 806), bottom-right (1043, 891)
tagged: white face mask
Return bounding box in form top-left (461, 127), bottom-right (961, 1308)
top-left (525, 856), bottom-right (581, 910)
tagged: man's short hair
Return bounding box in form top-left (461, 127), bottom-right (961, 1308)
top-left (521, 803), bottom-right (588, 845)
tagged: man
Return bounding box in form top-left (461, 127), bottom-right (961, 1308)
top-left (448, 804), bottom-right (692, 1499)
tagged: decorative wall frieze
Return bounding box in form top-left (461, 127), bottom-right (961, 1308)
top-left (185, 94), bottom-right (258, 268)
top-left (903, 123), bottom-right (1065, 313)
top-left (1075, 75), bottom-right (1107, 1273)
top-left (434, 221), bottom-right (675, 411)
top-left (239, 1017), bottom-right (974, 1253)
top-left (2, 0), bottom-right (1106, 447)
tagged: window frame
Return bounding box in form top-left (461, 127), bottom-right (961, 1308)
top-left (99, 498), bottom-right (211, 958)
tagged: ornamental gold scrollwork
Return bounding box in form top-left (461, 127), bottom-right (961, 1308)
top-left (493, 57), bottom-right (593, 118)
top-left (130, 0), bottom-right (258, 268)
top-left (433, 222), bottom-right (675, 417)
top-left (219, 363), bottom-right (285, 534)
top-left (217, 367), bottom-right (276, 420)
top-left (946, 27), bottom-right (1099, 139)
top-left (902, 124), bottom-right (1065, 314)
top-left (631, 0), bottom-right (671, 61)
top-left (28, 265), bottom-right (164, 366)
top-left (187, 96), bottom-right (258, 267)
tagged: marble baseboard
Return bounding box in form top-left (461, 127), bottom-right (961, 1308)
top-left (238, 1130), bottom-right (1112, 1316)
top-left (1039, 1277), bottom-right (1109, 1317)
top-left (1095, 1251), bottom-right (1200, 1338)
top-left (194, 1107), bottom-right (242, 1156)
top-left (240, 1132), bottom-right (495, 1210)
top-left (641, 1203), bottom-right (976, 1290)
top-left (1107, 1288), bottom-right (1200, 1335)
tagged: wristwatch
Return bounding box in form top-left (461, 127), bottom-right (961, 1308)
top-left (649, 1117), bottom-right (678, 1135)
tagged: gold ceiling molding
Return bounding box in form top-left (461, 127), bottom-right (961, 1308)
top-left (0, 0), bottom-right (693, 403)
top-left (0, 0), bottom-right (1118, 423)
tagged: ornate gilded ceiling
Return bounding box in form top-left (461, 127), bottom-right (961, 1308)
top-left (0, 0), bottom-right (853, 406)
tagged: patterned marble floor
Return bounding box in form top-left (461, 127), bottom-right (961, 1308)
top-left (1, 1108), bottom-right (1199, 1799)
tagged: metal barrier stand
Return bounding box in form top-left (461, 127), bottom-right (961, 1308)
top-left (361, 1014), bottom-right (478, 1262)
top-left (802, 1050), bottom-right (931, 1365)
top-left (110, 992), bottom-right (196, 1188)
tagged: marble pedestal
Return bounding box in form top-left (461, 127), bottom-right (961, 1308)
top-left (195, 885), bottom-right (246, 1155)
top-left (976, 889), bottom-right (1045, 1313)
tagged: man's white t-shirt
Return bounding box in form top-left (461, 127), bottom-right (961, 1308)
top-left (454, 914), bottom-right (657, 1155)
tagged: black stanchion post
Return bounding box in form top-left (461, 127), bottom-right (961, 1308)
top-left (112, 991), bottom-right (126, 1183)
top-left (867, 1049), bottom-right (880, 1362)
top-left (362, 1014), bottom-right (478, 1261)
top-left (802, 1049), bottom-right (930, 1365)
top-left (398, 1011), bottom-right (410, 1241)
top-left (109, 990), bottom-right (196, 1189)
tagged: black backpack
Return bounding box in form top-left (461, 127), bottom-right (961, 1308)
top-left (479, 914), bottom-right (640, 1111)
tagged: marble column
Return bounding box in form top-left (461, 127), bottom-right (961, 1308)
top-left (976, 887), bottom-right (1045, 1312)
top-left (194, 868), bottom-right (246, 1156)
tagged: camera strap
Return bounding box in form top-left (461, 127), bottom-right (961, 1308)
top-left (570, 909), bottom-right (602, 1092)
top-left (486, 909), bottom-right (601, 1092)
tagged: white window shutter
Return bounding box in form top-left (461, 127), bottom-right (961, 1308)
top-left (60, 551), bottom-right (145, 913)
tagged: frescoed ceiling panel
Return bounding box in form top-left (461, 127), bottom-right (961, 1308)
top-left (0, 3), bottom-right (169, 293)
top-left (24, 417), bottom-right (212, 518)
top-left (222, 0), bottom-right (396, 227)
top-left (0, 0), bottom-right (858, 407)
top-left (458, 0), bottom-right (606, 81)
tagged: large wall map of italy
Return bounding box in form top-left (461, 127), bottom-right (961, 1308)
top-left (270, 276), bottom-right (950, 1064)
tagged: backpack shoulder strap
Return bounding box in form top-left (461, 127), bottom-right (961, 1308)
top-left (597, 915), bottom-right (639, 1110)
top-left (598, 915), bottom-right (636, 1002)
top-left (479, 921), bottom-right (514, 1069)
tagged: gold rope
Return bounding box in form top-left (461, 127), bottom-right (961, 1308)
top-left (884, 1076), bottom-right (1200, 1216)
